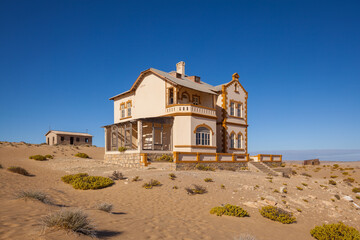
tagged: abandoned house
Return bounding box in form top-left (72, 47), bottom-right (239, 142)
top-left (45, 130), bottom-right (92, 146)
top-left (103, 61), bottom-right (281, 169)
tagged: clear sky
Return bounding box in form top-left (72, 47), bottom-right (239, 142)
top-left (0, 0), bottom-right (359, 154)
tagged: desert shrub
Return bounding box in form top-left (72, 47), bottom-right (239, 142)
top-left (296, 186), bottom-right (303, 191)
top-left (356, 196), bottom-right (360, 200)
top-left (29, 155), bottom-right (47, 161)
top-left (42, 209), bottom-right (95, 237)
top-left (297, 208), bottom-right (302, 212)
top-left (292, 170), bottom-right (297, 175)
top-left (352, 188), bottom-right (360, 193)
top-left (302, 183), bottom-right (308, 186)
top-left (259, 206), bottom-right (296, 224)
top-left (173, 186), bottom-right (178, 189)
top-left (155, 154), bottom-right (173, 162)
top-left (16, 190), bottom-right (51, 204)
top-left (45, 154), bottom-right (54, 159)
top-left (195, 164), bottom-right (215, 171)
top-left (0, 164), bottom-right (2, 169)
top-left (7, 166), bottom-right (30, 176)
top-left (109, 171), bottom-right (125, 180)
top-left (142, 179), bottom-right (161, 189)
top-left (74, 153), bottom-right (89, 159)
top-left (132, 176), bottom-right (141, 182)
top-left (118, 147), bottom-right (127, 152)
top-left (333, 164), bottom-right (339, 169)
top-left (329, 180), bottom-right (337, 185)
top-left (234, 234), bottom-right (258, 240)
top-left (344, 178), bottom-right (355, 183)
top-left (96, 202), bottom-right (113, 213)
top-left (334, 194), bottom-right (340, 200)
top-left (281, 163), bottom-right (286, 167)
top-left (210, 204), bottom-right (249, 217)
top-left (204, 178), bottom-right (213, 182)
top-left (282, 200), bottom-right (287, 204)
top-left (303, 199), bottom-right (309, 203)
top-left (185, 184), bottom-right (207, 195)
top-left (61, 173), bottom-right (114, 190)
top-left (301, 173), bottom-right (312, 177)
top-left (221, 184), bottom-right (225, 189)
top-left (310, 222), bottom-right (360, 240)
top-left (169, 173), bottom-right (176, 180)
top-left (330, 175), bottom-right (338, 178)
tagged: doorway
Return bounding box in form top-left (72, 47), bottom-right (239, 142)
top-left (70, 137), bottom-right (74, 145)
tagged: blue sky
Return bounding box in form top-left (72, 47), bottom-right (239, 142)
top-left (0, 0), bottom-right (359, 158)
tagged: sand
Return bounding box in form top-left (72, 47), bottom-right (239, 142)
top-left (0, 141), bottom-right (359, 240)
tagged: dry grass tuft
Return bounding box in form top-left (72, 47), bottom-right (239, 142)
top-left (7, 166), bottom-right (30, 176)
top-left (96, 202), bottom-right (113, 213)
top-left (132, 176), bottom-right (141, 182)
top-left (41, 209), bottom-right (96, 237)
top-left (16, 190), bottom-right (52, 204)
top-left (142, 179), bottom-right (162, 189)
top-left (204, 178), bottom-right (213, 182)
top-left (185, 184), bottom-right (207, 195)
top-left (109, 171), bottom-right (125, 180)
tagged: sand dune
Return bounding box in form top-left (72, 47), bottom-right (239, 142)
top-left (0, 142), bottom-right (359, 240)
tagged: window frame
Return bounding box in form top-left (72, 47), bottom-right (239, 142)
top-left (195, 127), bottom-right (211, 146)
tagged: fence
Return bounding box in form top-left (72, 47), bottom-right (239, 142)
top-left (173, 152), bottom-right (249, 163)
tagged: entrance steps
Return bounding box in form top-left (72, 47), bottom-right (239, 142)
top-left (249, 162), bottom-right (280, 176)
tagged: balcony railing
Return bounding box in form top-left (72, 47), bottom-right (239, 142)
top-left (165, 104), bottom-right (216, 118)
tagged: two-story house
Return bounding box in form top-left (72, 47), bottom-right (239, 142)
top-left (103, 61), bottom-right (250, 168)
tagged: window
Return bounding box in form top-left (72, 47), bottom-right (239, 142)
top-left (230, 102), bottom-right (235, 116)
top-left (196, 127), bottom-right (210, 146)
top-left (120, 104), bottom-right (125, 118)
top-left (237, 134), bottom-right (243, 149)
top-left (193, 96), bottom-right (199, 105)
top-left (230, 133), bottom-right (235, 148)
top-left (182, 93), bottom-right (189, 103)
top-left (53, 137), bottom-right (55, 144)
top-left (236, 103), bottom-right (242, 117)
top-left (168, 88), bottom-right (174, 105)
top-left (61, 136), bottom-right (64, 141)
top-left (47, 138), bottom-right (49, 144)
top-left (235, 84), bottom-right (239, 92)
top-left (76, 137), bottom-right (80, 142)
top-left (127, 102), bottom-right (132, 117)
top-left (85, 138), bottom-right (89, 143)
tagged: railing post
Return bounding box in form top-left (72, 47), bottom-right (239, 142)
top-left (215, 153), bottom-right (219, 162)
top-left (270, 155), bottom-right (273, 162)
top-left (246, 154), bottom-right (249, 162)
top-left (232, 154), bottom-right (236, 162)
top-left (173, 151), bottom-right (179, 163)
top-left (280, 155), bottom-right (282, 162)
top-left (196, 152), bottom-right (200, 162)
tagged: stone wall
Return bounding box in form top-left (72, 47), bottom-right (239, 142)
top-left (104, 153), bottom-right (143, 168)
top-left (175, 162), bottom-right (248, 171)
top-left (147, 153), bottom-right (173, 162)
top-left (262, 162), bottom-right (282, 168)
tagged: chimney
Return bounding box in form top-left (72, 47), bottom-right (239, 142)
top-left (176, 61), bottom-right (185, 76)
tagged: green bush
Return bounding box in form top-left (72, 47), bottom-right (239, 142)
top-left (296, 186), bottom-right (303, 191)
top-left (45, 154), bottom-right (54, 159)
top-left (74, 153), bottom-right (89, 159)
top-left (29, 155), bottom-right (47, 161)
top-left (329, 180), bottom-right (337, 185)
top-left (310, 222), bottom-right (360, 240)
top-left (204, 178), bottom-right (213, 182)
top-left (195, 164), bottom-right (215, 171)
top-left (344, 178), bottom-right (355, 183)
top-left (118, 147), bottom-right (127, 152)
top-left (169, 173), bottom-right (176, 180)
top-left (7, 166), bottom-right (30, 176)
top-left (61, 173), bottom-right (114, 190)
top-left (330, 175), bottom-right (338, 178)
top-left (155, 154), bottom-right (173, 162)
top-left (142, 179), bottom-right (161, 189)
top-left (352, 188), bottom-right (360, 193)
top-left (210, 204), bottom-right (249, 217)
top-left (259, 206), bottom-right (296, 224)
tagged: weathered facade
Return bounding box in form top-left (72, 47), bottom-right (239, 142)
top-left (45, 130), bottom-right (92, 146)
top-left (103, 61), bottom-right (250, 168)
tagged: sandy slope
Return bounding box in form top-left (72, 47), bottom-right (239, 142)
top-left (0, 142), bottom-right (359, 240)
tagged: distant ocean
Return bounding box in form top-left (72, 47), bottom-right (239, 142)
top-left (250, 149), bottom-right (360, 162)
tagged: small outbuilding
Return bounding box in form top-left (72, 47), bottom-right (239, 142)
top-left (45, 130), bottom-right (93, 146)
top-left (303, 159), bottom-right (320, 165)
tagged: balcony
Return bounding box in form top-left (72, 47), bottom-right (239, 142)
top-left (165, 104), bottom-right (216, 118)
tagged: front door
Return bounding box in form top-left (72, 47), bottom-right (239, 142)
top-left (70, 137), bottom-right (74, 145)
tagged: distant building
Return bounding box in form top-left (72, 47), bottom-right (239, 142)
top-left (45, 130), bottom-right (92, 146)
top-left (303, 159), bottom-right (320, 165)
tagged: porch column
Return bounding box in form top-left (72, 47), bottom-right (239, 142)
top-left (104, 128), bottom-right (108, 152)
top-left (137, 120), bottom-right (143, 151)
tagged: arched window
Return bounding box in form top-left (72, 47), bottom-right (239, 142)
top-left (230, 133), bottom-right (235, 148)
top-left (196, 127), bottom-right (210, 146)
top-left (237, 134), bottom-right (243, 149)
top-left (235, 84), bottom-right (239, 92)
top-left (182, 93), bottom-right (189, 103)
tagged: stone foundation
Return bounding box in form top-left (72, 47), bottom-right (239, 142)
top-left (104, 153), bottom-right (144, 168)
top-left (263, 162), bottom-right (282, 168)
top-left (146, 153), bottom-right (173, 162)
top-left (175, 162), bottom-right (248, 171)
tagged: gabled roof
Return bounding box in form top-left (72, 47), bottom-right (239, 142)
top-left (109, 68), bottom-right (220, 100)
top-left (45, 130), bottom-right (93, 137)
